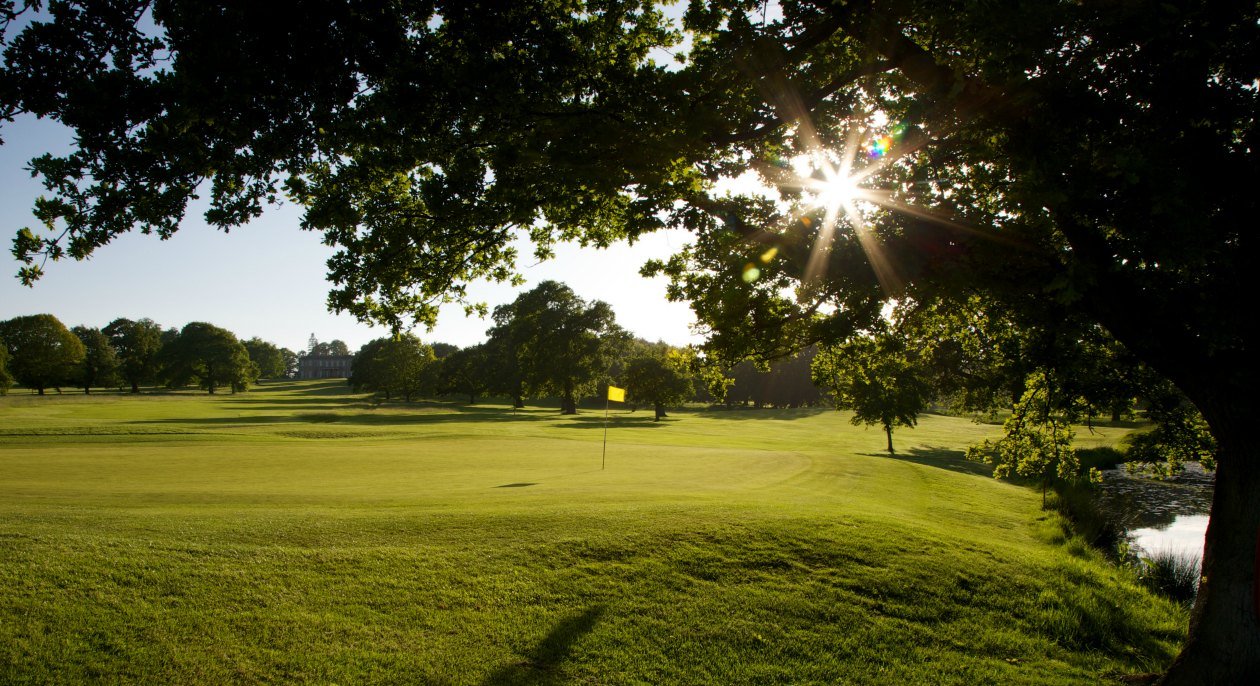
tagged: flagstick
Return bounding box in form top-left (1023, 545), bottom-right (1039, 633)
top-left (601, 395), bottom-right (610, 470)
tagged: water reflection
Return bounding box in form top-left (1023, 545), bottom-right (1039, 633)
top-left (1096, 464), bottom-right (1213, 556)
top-left (1129, 515), bottom-right (1210, 557)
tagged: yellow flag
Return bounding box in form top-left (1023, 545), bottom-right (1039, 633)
top-left (607, 385), bottom-right (626, 402)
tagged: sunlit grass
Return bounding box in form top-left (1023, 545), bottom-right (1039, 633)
top-left (0, 381), bottom-right (1186, 684)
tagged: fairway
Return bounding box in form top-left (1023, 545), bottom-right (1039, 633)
top-left (1, 381), bottom-right (1185, 684)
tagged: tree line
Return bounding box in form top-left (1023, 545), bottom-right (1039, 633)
top-left (349, 281), bottom-right (723, 420)
top-left (0, 284), bottom-right (825, 414)
top-left (0, 314), bottom-right (301, 395)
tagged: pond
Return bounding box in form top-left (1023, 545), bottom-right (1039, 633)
top-left (1095, 463), bottom-right (1213, 558)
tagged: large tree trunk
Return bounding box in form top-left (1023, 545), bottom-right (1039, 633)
top-left (514, 394), bottom-right (524, 409)
top-left (654, 402), bottom-right (666, 421)
top-left (1158, 395), bottom-right (1260, 685)
top-left (130, 380), bottom-right (139, 393)
top-left (885, 425), bottom-right (894, 454)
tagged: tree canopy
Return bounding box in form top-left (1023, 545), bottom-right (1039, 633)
top-left (439, 343), bottom-right (491, 405)
top-left (488, 281), bottom-right (625, 414)
top-left (103, 317), bottom-right (164, 393)
top-left (812, 332), bottom-right (930, 454)
top-left (3, 2), bottom-right (1256, 680)
top-left (623, 342), bottom-right (695, 420)
top-left (160, 322), bottom-right (257, 394)
top-left (350, 334), bottom-right (438, 402)
top-left (71, 325), bottom-right (119, 394)
top-left (0, 314), bottom-right (85, 394)
top-left (244, 337), bottom-right (288, 379)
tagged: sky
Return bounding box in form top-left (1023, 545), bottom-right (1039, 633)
top-left (0, 115), bottom-right (704, 354)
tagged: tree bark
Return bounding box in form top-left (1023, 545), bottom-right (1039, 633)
top-left (885, 425), bottom-right (894, 454)
top-left (130, 380), bottom-right (139, 393)
top-left (514, 394), bottom-right (524, 409)
top-left (560, 381), bottom-right (577, 415)
top-left (654, 402), bottom-right (666, 421)
top-left (1158, 396), bottom-right (1260, 685)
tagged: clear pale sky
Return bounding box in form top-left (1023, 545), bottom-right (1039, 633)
top-left (0, 115), bottom-right (702, 354)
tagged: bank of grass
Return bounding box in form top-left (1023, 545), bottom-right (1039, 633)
top-left (0, 381), bottom-right (1186, 684)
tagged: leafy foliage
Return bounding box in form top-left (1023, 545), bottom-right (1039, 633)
top-left (0, 335), bottom-right (12, 394)
top-left (244, 337), bottom-right (289, 379)
top-left (0, 314), bottom-right (85, 394)
top-left (350, 335), bottom-right (437, 402)
top-left (71, 325), bottom-right (120, 393)
top-left (966, 372), bottom-right (1097, 506)
top-left (1125, 381), bottom-right (1217, 476)
top-left (812, 333), bottom-right (931, 454)
top-left (160, 322), bottom-right (257, 394)
top-left (623, 343), bottom-right (695, 420)
top-left (439, 343), bottom-right (490, 404)
top-left (487, 281), bottom-right (626, 414)
top-left (103, 318), bottom-right (164, 393)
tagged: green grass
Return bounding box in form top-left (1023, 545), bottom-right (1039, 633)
top-left (0, 381), bottom-right (1186, 684)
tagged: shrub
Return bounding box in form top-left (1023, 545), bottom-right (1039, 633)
top-left (1138, 550), bottom-right (1201, 605)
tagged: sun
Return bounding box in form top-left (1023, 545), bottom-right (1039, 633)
top-left (815, 173), bottom-right (860, 211)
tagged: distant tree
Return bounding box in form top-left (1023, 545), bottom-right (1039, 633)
top-left (350, 335), bottom-right (437, 402)
top-left (243, 337), bottom-right (287, 379)
top-left (0, 338), bottom-right (13, 394)
top-left (490, 281), bottom-right (624, 414)
top-left (440, 344), bottom-right (490, 404)
top-left (812, 334), bottom-right (932, 454)
top-left (0, 314), bottom-right (85, 394)
top-left (71, 326), bottom-right (120, 394)
top-left (161, 322), bottom-right (257, 394)
top-left (104, 318), bottom-right (164, 393)
top-left (483, 322), bottom-right (527, 409)
top-left (430, 342), bottom-right (458, 359)
top-left (624, 345), bottom-right (695, 421)
top-left (967, 372), bottom-right (1087, 507)
top-left (279, 348), bottom-right (299, 379)
top-left (350, 339), bottom-right (390, 395)
top-left (307, 338), bottom-right (350, 357)
top-left (724, 347), bottom-right (822, 409)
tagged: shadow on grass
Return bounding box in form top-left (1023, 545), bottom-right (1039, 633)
top-left (482, 606), bottom-right (605, 686)
top-left (869, 446), bottom-right (996, 478)
top-left (698, 406), bottom-right (830, 420)
top-left (495, 483), bottom-right (538, 488)
top-left (555, 414), bottom-right (670, 430)
top-left (128, 404), bottom-right (558, 427)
